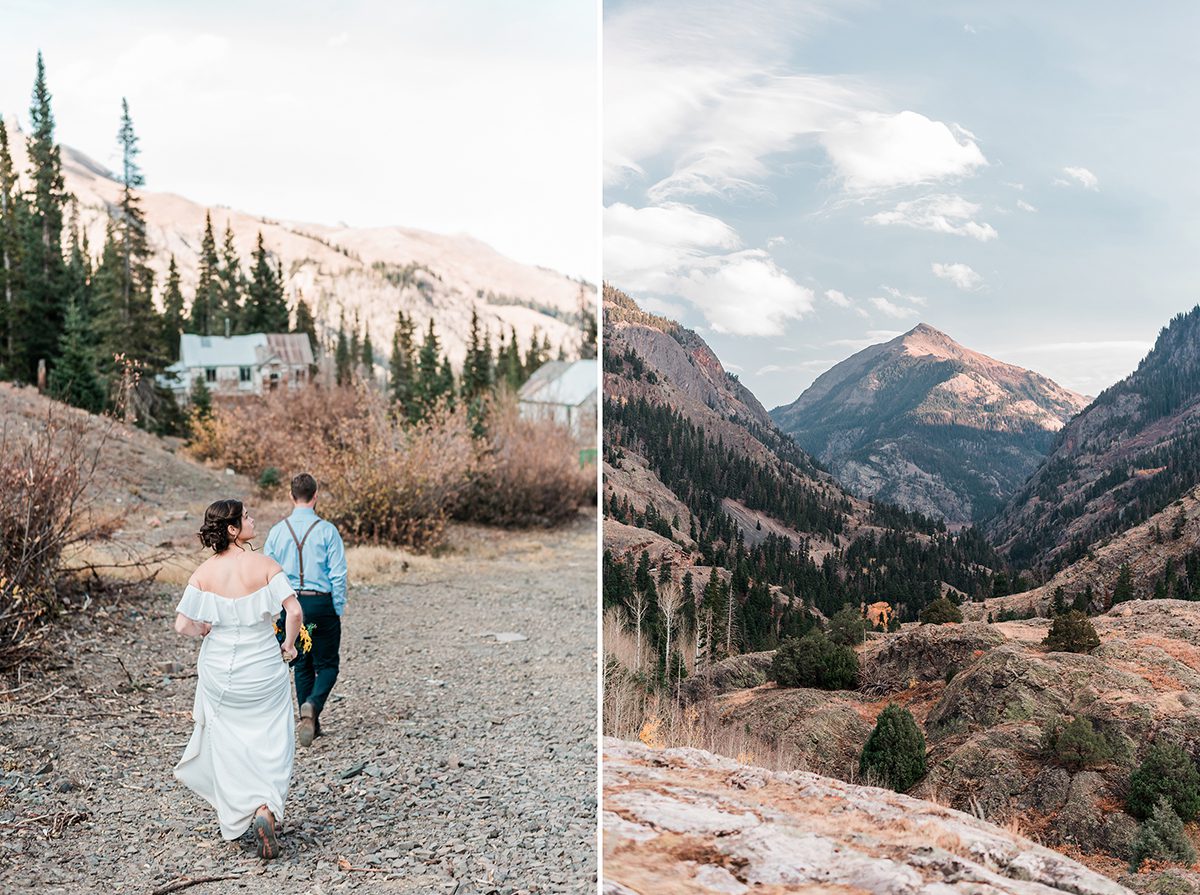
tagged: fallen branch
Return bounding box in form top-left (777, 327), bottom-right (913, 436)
top-left (24, 684), bottom-right (67, 706)
top-left (149, 875), bottom-right (237, 895)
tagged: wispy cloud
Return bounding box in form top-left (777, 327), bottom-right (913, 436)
top-left (1054, 166), bottom-right (1099, 190)
top-left (1016, 198), bottom-right (1037, 212)
top-left (882, 285), bottom-right (928, 306)
top-left (830, 329), bottom-right (904, 351)
top-left (767, 235), bottom-right (788, 248)
top-left (756, 359), bottom-right (836, 375)
top-left (870, 296), bottom-right (917, 319)
top-left (868, 194), bottom-right (998, 241)
top-left (824, 288), bottom-right (853, 308)
top-left (931, 261), bottom-right (982, 290)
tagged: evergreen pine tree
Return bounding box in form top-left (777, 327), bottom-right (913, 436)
top-left (389, 309), bottom-right (417, 419)
top-left (0, 118), bottom-right (22, 377)
top-left (190, 374), bottom-right (213, 419)
top-left (93, 100), bottom-right (165, 423)
top-left (1131, 797), bottom-right (1197, 870)
top-left (437, 353), bottom-right (455, 409)
top-left (293, 293), bottom-right (317, 344)
top-left (1112, 564), bottom-right (1135, 605)
top-left (162, 255), bottom-right (185, 361)
top-left (190, 211), bottom-right (219, 335)
top-left (503, 326), bottom-right (523, 390)
top-left (334, 312), bottom-right (352, 386)
top-left (243, 232), bottom-right (288, 333)
top-left (416, 317), bottom-right (444, 416)
top-left (48, 299), bottom-right (104, 413)
top-left (859, 704), bottom-right (926, 792)
top-left (19, 51), bottom-right (68, 382)
top-left (361, 331), bottom-right (375, 381)
top-left (216, 223), bottom-right (243, 334)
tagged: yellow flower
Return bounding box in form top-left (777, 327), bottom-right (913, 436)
top-left (299, 624), bottom-right (315, 654)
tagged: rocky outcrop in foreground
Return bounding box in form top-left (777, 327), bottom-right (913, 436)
top-left (603, 738), bottom-right (1130, 895)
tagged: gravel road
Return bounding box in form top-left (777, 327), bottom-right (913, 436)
top-left (0, 512), bottom-right (598, 894)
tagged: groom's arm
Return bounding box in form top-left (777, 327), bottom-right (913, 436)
top-left (328, 527), bottom-right (348, 616)
top-left (262, 524), bottom-right (281, 563)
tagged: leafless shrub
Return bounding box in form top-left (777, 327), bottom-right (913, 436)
top-left (455, 393), bottom-right (595, 527)
top-left (0, 409), bottom-right (106, 670)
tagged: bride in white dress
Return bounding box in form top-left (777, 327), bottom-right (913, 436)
top-left (173, 498), bottom-right (302, 859)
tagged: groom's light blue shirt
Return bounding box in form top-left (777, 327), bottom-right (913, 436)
top-left (263, 506), bottom-right (348, 616)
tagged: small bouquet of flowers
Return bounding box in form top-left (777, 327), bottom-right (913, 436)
top-left (275, 621), bottom-right (316, 653)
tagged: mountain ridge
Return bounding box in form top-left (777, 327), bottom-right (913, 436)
top-left (3, 115), bottom-right (592, 364)
top-left (770, 323), bottom-right (1090, 524)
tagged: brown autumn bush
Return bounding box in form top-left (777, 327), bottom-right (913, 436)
top-left (455, 393), bottom-right (596, 527)
top-left (188, 385), bottom-right (480, 550)
top-left (0, 409), bottom-right (103, 669)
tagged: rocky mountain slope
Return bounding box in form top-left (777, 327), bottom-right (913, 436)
top-left (5, 116), bottom-right (592, 364)
top-left (603, 738), bottom-right (1131, 895)
top-left (674, 601), bottom-right (1200, 889)
top-left (987, 306), bottom-right (1200, 574)
top-left (770, 324), bottom-right (1089, 525)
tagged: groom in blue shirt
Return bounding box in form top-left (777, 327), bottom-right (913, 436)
top-left (264, 472), bottom-right (348, 747)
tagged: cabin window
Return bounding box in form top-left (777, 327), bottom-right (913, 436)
top-left (239, 366), bottom-right (252, 382)
top-left (205, 368), bottom-right (217, 383)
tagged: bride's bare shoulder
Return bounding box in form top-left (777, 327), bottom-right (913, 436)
top-left (188, 555), bottom-right (216, 590)
top-left (247, 550), bottom-right (284, 578)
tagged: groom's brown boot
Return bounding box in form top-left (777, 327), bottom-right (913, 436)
top-left (298, 702), bottom-right (316, 747)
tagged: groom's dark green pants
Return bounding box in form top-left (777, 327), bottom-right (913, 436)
top-left (278, 592), bottom-right (341, 731)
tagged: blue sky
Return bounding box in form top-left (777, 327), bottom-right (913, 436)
top-left (604, 0), bottom-right (1200, 408)
top-left (1, 0), bottom-right (598, 279)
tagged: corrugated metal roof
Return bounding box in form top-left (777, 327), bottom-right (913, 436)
top-left (518, 359), bottom-right (597, 407)
top-left (262, 333), bottom-right (314, 366)
top-left (179, 333), bottom-right (267, 367)
top-left (178, 332), bottom-right (312, 368)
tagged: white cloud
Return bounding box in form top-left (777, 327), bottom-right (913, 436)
top-left (824, 288), bottom-right (853, 308)
top-left (756, 359), bottom-right (836, 375)
top-left (963, 24), bottom-right (977, 34)
top-left (931, 261), bottom-right (982, 290)
top-left (1055, 166), bottom-right (1099, 190)
top-left (767, 235), bottom-right (788, 248)
top-left (1016, 199), bottom-right (1037, 212)
top-left (882, 285), bottom-right (928, 306)
top-left (327, 32), bottom-right (350, 48)
top-left (831, 329), bottom-right (904, 351)
top-left (674, 250), bottom-right (814, 336)
top-left (604, 203), bottom-right (813, 336)
top-left (868, 194), bottom-right (998, 241)
top-left (821, 111), bottom-right (987, 192)
top-left (870, 296), bottom-right (917, 319)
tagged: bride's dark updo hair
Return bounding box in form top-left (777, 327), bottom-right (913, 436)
top-left (198, 498), bottom-right (245, 553)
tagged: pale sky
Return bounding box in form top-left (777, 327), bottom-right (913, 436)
top-left (604, 0), bottom-right (1200, 408)
top-left (1, 0), bottom-right (598, 279)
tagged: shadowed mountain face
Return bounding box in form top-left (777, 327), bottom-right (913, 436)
top-left (988, 306), bottom-right (1200, 573)
top-left (770, 324), bottom-right (1089, 525)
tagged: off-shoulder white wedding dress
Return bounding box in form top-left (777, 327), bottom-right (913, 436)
top-left (173, 571), bottom-right (296, 840)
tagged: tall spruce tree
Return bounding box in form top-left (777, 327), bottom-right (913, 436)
top-left (389, 309), bottom-right (417, 419)
top-left (190, 211), bottom-right (220, 335)
top-left (334, 312), bottom-right (352, 386)
top-left (216, 223), bottom-right (243, 334)
top-left (20, 51), bottom-right (68, 382)
top-left (462, 307), bottom-right (492, 401)
top-left (162, 255), bottom-right (185, 360)
top-left (243, 232), bottom-right (288, 333)
top-left (415, 317), bottom-right (445, 417)
top-left (0, 118), bottom-right (20, 377)
top-left (361, 331), bottom-right (375, 381)
top-left (292, 293), bottom-right (318, 373)
top-left (93, 100), bottom-right (166, 424)
top-left (48, 299), bottom-right (104, 413)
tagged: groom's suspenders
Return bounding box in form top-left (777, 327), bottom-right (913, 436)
top-left (283, 519), bottom-right (322, 589)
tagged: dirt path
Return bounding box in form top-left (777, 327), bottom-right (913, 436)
top-left (0, 513), bottom-right (598, 894)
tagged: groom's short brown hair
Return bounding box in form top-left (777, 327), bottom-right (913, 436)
top-left (291, 473), bottom-right (318, 502)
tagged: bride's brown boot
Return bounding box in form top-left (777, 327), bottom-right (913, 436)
top-left (252, 806), bottom-right (279, 860)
